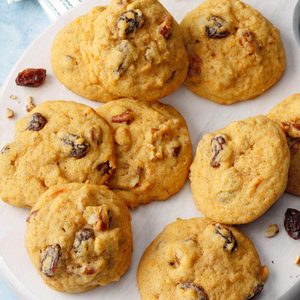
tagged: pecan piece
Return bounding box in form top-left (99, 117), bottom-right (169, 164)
top-left (284, 208), bottom-right (300, 240)
top-left (239, 31), bottom-right (257, 55)
top-left (215, 223), bottom-right (237, 252)
top-left (159, 15), bottom-right (173, 39)
top-left (117, 9), bottom-right (144, 37)
top-left (112, 110), bottom-right (134, 124)
top-left (97, 161), bottom-right (113, 176)
top-left (6, 108), bottom-right (14, 119)
top-left (73, 228), bottom-right (95, 252)
top-left (27, 113), bottom-right (47, 131)
top-left (62, 134), bottom-right (90, 159)
top-left (40, 244), bottom-right (61, 277)
top-left (188, 55), bottom-right (202, 76)
top-left (177, 282), bottom-right (208, 300)
top-left (264, 224), bottom-right (279, 238)
top-left (205, 16), bottom-right (230, 39)
top-left (210, 135), bottom-right (227, 168)
top-left (247, 282), bottom-right (264, 299)
top-left (15, 68), bottom-right (46, 87)
top-left (95, 206), bottom-right (111, 231)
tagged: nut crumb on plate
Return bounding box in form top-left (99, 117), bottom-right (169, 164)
top-left (6, 108), bottom-right (15, 119)
top-left (265, 224), bottom-right (279, 238)
top-left (9, 94), bottom-right (17, 100)
top-left (295, 256), bottom-right (300, 266)
top-left (26, 96), bottom-right (35, 112)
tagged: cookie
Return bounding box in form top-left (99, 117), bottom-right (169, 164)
top-left (190, 115), bottom-right (290, 224)
top-left (138, 218), bottom-right (267, 300)
top-left (180, 0), bottom-right (286, 104)
top-left (52, 0), bottom-right (188, 102)
top-left (25, 183), bottom-right (132, 293)
top-left (268, 94), bottom-right (300, 195)
top-left (51, 7), bottom-right (120, 102)
top-left (0, 101), bottom-right (116, 207)
top-left (96, 98), bottom-right (192, 208)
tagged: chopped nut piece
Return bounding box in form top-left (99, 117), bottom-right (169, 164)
top-left (159, 15), bottom-right (173, 39)
top-left (295, 256), bottom-right (300, 266)
top-left (264, 224), bottom-right (279, 238)
top-left (95, 205), bottom-right (111, 231)
top-left (112, 110), bottom-right (134, 124)
top-left (9, 94), bottom-right (17, 100)
top-left (26, 96), bottom-right (36, 112)
top-left (6, 108), bottom-right (15, 119)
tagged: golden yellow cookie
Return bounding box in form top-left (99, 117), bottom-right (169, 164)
top-left (52, 0), bottom-right (188, 102)
top-left (0, 101), bottom-right (116, 208)
top-left (138, 218), bottom-right (267, 300)
top-left (180, 0), bottom-right (286, 104)
top-left (97, 98), bottom-right (192, 208)
top-left (25, 183), bottom-right (132, 293)
top-left (268, 94), bottom-right (300, 196)
top-left (51, 7), bottom-right (119, 102)
top-left (190, 115), bottom-right (290, 224)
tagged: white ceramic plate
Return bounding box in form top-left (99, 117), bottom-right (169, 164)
top-left (1, 0), bottom-right (300, 299)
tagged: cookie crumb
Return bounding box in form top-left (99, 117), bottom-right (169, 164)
top-left (295, 256), bottom-right (300, 266)
top-left (6, 108), bottom-right (15, 119)
top-left (26, 96), bottom-right (35, 112)
top-left (264, 224), bottom-right (279, 238)
top-left (9, 94), bottom-right (17, 100)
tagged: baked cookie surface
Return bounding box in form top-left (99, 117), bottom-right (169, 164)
top-left (268, 94), bottom-right (300, 195)
top-left (138, 218), bottom-right (267, 300)
top-left (180, 0), bottom-right (286, 104)
top-left (190, 115), bottom-right (290, 224)
top-left (97, 98), bottom-right (192, 208)
top-left (0, 101), bottom-right (116, 207)
top-left (52, 0), bottom-right (188, 102)
top-left (25, 183), bottom-right (132, 293)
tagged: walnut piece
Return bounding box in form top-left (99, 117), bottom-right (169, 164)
top-left (112, 110), bottom-right (134, 124)
top-left (6, 108), bottom-right (14, 119)
top-left (264, 224), bottom-right (279, 238)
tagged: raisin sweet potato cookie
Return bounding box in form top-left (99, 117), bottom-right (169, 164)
top-left (138, 218), bottom-right (268, 300)
top-left (0, 101), bottom-right (116, 208)
top-left (25, 183), bottom-right (132, 293)
top-left (97, 98), bottom-right (192, 208)
top-left (190, 115), bottom-right (290, 224)
top-left (52, 0), bottom-right (188, 102)
top-left (268, 94), bottom-right (300, 196)
top-left (180, 0), bottom-right (286, 104)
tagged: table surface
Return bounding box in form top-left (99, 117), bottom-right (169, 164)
top-left (0, 0), bottom-right (50, 298)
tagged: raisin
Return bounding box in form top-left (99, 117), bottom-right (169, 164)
top-left (284, 208), bottom-right (300, 240)
top-left (172, 146), bottom-right (181, 157)
top-left (215, 223), bottom-right (237, 252)
top-left (73, 228), bottom-right (95, 252)
top-left (40, 244), bottom-right (61, 277)
top-left (159, 15), bottom-right (173, 39)
top-left (210, 135), bottom-right (227, 168)
top-left (15, 68), bottom-right (46, 87)
top-left (247, 282), bottom-right (264, 299)
top-left (112, 110), bottom-right (134, 124)
top-left (62, 134), bottom-right (89, 159)
top-left (205, 16), bottom-right (230, 39)
top-left (27, 113), bottom-right (47, 131)
top-left (97, 161), bottom-right (112, 175)
top-left (117, 9), bottom-right (144, 37)
top-left (177, 282), bottom-right (208, 300)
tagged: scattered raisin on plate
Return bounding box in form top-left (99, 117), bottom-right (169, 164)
top-left (284, 208), bottom-right (300, 240)
top-left (15, 68), bottom-right (46, 87)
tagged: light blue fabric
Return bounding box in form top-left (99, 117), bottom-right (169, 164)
top-left (0, 0), bottom-right (50, 298)
top-left (0, 0), bottom-right (50, 85)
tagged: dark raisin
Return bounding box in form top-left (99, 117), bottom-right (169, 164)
top-left (159, 15), bottom-right (173, 39)
top-left (15, 68), bottom-right (46, 87)
top-left (177, 282), bottom-right (208, 300)
top-left (62, 134), bottom-right (89, 159)
top-left (40, 244), bottom-right (61, 277)
top-left (73, 228), bottom-right (95, 251)
top-left (247, 282), bottom-right (264, 299)
top-left (284, 208), bottom-right (300, 240)
top-left (211, 135), bottom-right (227, 168)
top-left (97, 161), bottom-right (112, 176)
top-left (215, 223), bottom-right (237, 252)
top-left (205, 16), bottom-right (230, 39)
top-left (117, 9), bottom-right (144, 36)
top-left (172, 146), bottom-right (181, 157)
top-left (111, 110), bottom-right (134, 124)
top-left (27, 113), bottom-right (47, 131)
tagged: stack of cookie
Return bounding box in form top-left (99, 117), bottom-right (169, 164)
top-left (0, 0), bottom-right (292, 298)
